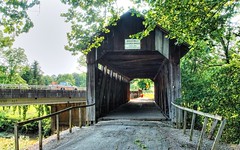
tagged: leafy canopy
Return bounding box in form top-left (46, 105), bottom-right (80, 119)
top-left (0, 0), bottom-right (40, 48)
top-left (61, 0), bottom-right (238, 54)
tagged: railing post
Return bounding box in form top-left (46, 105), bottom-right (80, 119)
top-left (178, 108), bottom-right (182, 128)
top-left (208, 119), bottom-right (218, 140)
top-left (56, 114), bottom-right (60, 140)
top-left (176, 107), bottom-right (179, 128)
top-left (211, 119), bottom-right (226, 150)
top-left (197, 117), bottom-right (208, 150)
top-left (69, 109), bottom-right (72, 133)
top-left (79, 107), bottom-right (82, 128)
top-left (190, 113), bottom-right (196, 141)
top-left (39, 120), bottom-right (43, 150)
top-left (183, 110), bottom-right (187, 134)
top-left (14, 123), bottom-right (19, 150)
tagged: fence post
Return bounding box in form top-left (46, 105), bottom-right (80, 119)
top-left (14, 123), bottom-right (19, 150)
top-left (183, 110), bottom-right (187, 134)
top-left (197, 117), bottom-right (208, 150)
top-left (39, 120), bottom-right (43, 150)
top-left (79, 108), bottom-right (82, 128)
top-left (56, 114), bottom-right (60, 140)
top-left (190, 113), bottom-right (196, 141)
top-left (211, 119), bottom-right (226, 150)
top-left (69, 109), bottom-right (72, 133)
top-left (176, 107), bottom-right (179, 128)
top-left (208, 119), bottom-right (218, 140)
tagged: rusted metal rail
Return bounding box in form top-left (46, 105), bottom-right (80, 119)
top-left (172, 102), bottom-right (226, 150)
top-left (14, 103), bottom-right (95, 150)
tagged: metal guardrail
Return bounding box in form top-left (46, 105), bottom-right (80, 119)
top-left (172, 102), bottom-right (226, 150)
top-left (14, 103), bottom-right (95, 150)
top-left (0, 84), bottom-right (86, 90)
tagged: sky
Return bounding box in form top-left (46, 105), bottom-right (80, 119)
top-left (13, 0), bottom-right (81, 76)
top-left (13, 0), bottom-right (134, 76)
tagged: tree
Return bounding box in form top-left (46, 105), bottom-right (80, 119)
top-left (0, 47), bottom-right (28, 83)
top-left (56, 74), bottom-right (75, 85)
top-left (0, 0), bottom-right (40, 48)
top-left (30, 61), bottom-right (43, 85)
top-left (21, 66), bottom-right (32, 84)
top-left (42, 75), bottom-right (54, 85)
top-left (72, 73), bottom-right (86, 87)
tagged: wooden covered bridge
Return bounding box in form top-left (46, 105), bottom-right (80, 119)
top-left (11, 11), bottom-right (228, 150)
top-left (86, 11), bottom-right (189, 123)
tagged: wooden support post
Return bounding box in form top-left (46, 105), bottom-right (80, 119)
top-left (176, 107), bottom-right (179, 128)
top-left (56, 114), bottom-right (60, 140)
top-left (14, 123), bottom-right (19, 150)
top-left (106, 71), bottom-right (113, 113)
top-left (183, 110), bottom-right (187, 134)
top-left (190, 113), bottom-right (196, 141)
top-left (86, 49), bottom-right (96, 123)
top-left (211, 119), bottom-right (226, 150)
top-left (197, 117), bottom-right (208, 150)
top-left (99, 66), bottom-right (107, 115)
top-left (208, 119), bottom-right (218, 140)
top-left (39, 120), bottom-right (43, 150)
top-left (178, 108), bottom-right (182, 128)
top-left (69, 109), bottom-right (72, 133)
top-left (79, 108), bottom-right (82, 128)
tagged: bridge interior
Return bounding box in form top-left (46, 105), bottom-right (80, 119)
top-left (101, 98), bottom-right (166, 121)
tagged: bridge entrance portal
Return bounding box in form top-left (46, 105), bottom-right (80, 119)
top-left (86, 11), bottom-right (189, 123)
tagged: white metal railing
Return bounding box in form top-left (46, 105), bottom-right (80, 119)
top-left (0, 84), bottom-right (86, 91)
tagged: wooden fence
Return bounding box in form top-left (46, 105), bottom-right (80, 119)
top-left (172, 102), bottom-right (226, 150)
top-left (14, 103), bottom-right (95, 150)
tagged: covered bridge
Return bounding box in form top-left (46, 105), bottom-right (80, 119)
top-left (86, 11), bottom-right (189, 123)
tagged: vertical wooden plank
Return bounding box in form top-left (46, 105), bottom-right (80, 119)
top-left (69, 109), bottom-right (72, 133)
top-left (208, 119), bottom-right (218, 140)
top-left (79, 108), bottom-right (82, 128)
top-left (211, 119), bottom-right (227, 150)
top-left (183, 110), bottom-right (187, 134)
top-left (99, 66), bottom-right (108, 116)
top-left (106, 70), bottom-right (112, 113)
top-left (56, 114), bottom-right (60, 140)
top-left (14, 124), bottom-right (19, 150)
top-left (197, 117), bottom-right (208, 150)
top-left (190, 113), bottom-right (196, 141)
top-left (39, 120), bottom-right (42, 150)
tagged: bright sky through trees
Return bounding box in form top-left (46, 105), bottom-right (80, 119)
top-left (13, 0), bottom-right (134, 75)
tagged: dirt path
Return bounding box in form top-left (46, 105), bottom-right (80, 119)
top-left (28, 120), bottom-right (235, 150)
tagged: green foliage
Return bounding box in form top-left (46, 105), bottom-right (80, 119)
top-left (56, 74), bottom-right (76, 85)
top-left (61, 0), bottom-right (122, 54)
top-left (0, 0), bottom-right (40, 48)
top-left (0, 47), bottom-right (28, 84)
top-left (0, 112), bottom-right (18, 132)
top-left (72, 73), bottom-right (86, 87)
top-left (130, 79), bottom-right (152, 90)
top-left (181, 49), bottom-right (240, 144)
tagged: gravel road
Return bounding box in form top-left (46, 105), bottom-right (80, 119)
top-left (28, 120), bottom-right (235, 150)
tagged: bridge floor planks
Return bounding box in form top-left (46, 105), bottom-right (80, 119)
top-left (100, 98), bottom-right (167, 121)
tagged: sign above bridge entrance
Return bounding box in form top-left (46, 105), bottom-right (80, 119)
top-left (124, 39), bottom-right (141, 49)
